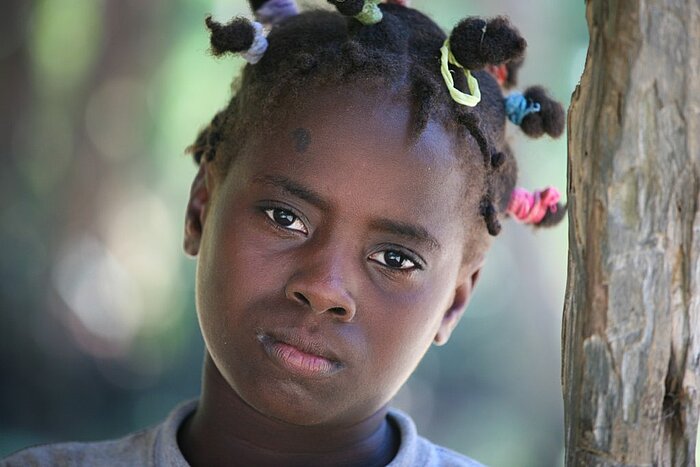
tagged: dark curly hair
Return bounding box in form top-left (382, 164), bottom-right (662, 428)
top-left (188, 0), bottom-right (566, 237)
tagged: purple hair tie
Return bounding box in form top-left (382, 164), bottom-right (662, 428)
top-left (255, 0), bottom-right (299, 26)
top-left (243, 22), bottom-right (269, 64)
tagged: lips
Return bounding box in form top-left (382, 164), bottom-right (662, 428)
top-left (257, 330), bottom-right (344, 378)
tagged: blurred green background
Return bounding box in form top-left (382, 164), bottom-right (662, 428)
top-left (0, 1), bottom-right (587, 465)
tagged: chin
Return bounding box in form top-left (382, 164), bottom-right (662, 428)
top-left (212, 352), bottom-right (361, 427)
top-left (235, 375), bottom-right (357, 426)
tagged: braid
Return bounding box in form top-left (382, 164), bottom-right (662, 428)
top-left (456, 112), bottom-right (491, 167)
top-left (409, 68), bottom-right (441, 134)
top-left (492, 143), bottom-right (518, 213)
top-left (480, 195), bottom-right (502, 236)
top-left (192, 2), bottom-right (566, 237)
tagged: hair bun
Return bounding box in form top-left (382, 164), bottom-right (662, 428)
top-left (536, 202), bottom-right (567, 227)
top-left (248, 0), bottom-right (270, 10)
top-left (205, 16), bottom-right (268, 64)
top-left (206, 16), bottom-right (256, 56)
top-left (327, 0), bottom-right (383, 25)
top-left (449, 16), bottom-right (526, 70)
top-left (519, 86), bottom-right (565, 138)
top-left (327, 0), bottom-right (365, 16)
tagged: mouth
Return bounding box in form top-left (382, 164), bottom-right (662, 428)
top-left (257, 331), bottom-right (344, 378)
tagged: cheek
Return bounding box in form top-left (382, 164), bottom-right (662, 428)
top-left (360, 285), bottom-right (449, 390)
top-left (195, 208), bottom-right (288, 344)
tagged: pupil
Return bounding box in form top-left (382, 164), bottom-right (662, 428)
top-left (274, 209), bottom-right (294, 226)
top-left (385, 251), bottom-right (404, 268)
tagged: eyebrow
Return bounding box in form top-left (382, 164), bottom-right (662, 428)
top-left (252, 175), bottom-right (330, 210)
top-left (252, 174), bottom-right (441, 251)
top-left (369, 218), bottom-right (442, 252)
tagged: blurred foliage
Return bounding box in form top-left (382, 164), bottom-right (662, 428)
top-left (0, 1), bottom-right (588, 466)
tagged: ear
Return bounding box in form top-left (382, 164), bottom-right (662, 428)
top-left (433, 261), bottom-right (483, 346)
top-left (183, 161), bottom-right (212, 257)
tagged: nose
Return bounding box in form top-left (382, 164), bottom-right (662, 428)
top-left (284, 249), bottom-right (357, 323)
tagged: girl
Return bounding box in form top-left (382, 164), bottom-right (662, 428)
top-left (3, 0), bottom-right (565, 465)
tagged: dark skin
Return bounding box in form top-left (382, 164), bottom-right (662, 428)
top-left (179, 88), bottom-right (487, 467)
top-left (291, 127), bottom-right (312, 154)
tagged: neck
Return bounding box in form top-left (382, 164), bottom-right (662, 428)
top-left (177, 353), bottom-right (399, 467)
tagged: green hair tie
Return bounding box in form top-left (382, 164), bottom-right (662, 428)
top-left (354, 0), bottom-right (382, 25)
top-left (440, 38), bottom-right (481, 107)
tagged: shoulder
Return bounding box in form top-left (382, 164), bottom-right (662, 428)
top-left (387, 408), bottom-right (487, 467)
top-left (417, 440), bottom-right (487, 467)
top-left (1, 428), bottom-right (158, 467)
top-left (1, 399), bottom-right (197, 467)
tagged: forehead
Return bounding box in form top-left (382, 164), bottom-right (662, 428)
top-left (229, 88), bottom-right (483, 245)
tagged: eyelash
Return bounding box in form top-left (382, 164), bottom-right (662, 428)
top-left (368, 248), bottom-right (423, 273)
top-left (263, 207), bottom-right (308, 235)
top-left (261, 207), bottom-right (424, 274)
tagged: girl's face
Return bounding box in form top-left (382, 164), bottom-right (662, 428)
top-left (185, 89), bottom-right (485, 427)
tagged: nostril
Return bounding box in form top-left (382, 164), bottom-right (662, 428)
top-left (329, 307), bottom-right (347, 317)
top-left (286, 285), bottom-right (354, 320)
top-left (293, 292), bottom-right (310, 306)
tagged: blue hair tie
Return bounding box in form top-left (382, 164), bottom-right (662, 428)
top-left (505, 92), bottom-right (541, 126)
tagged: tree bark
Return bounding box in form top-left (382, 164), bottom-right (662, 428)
top-left (563, 0), bottom-right (700, 465)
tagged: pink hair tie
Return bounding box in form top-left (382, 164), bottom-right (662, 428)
top-left (507, 187), bottom-right (561, 224)
top-left (385, 0), bottom-right (410, 5)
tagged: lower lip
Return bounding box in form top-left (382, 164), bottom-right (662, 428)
top-left (260, 337), bottom-right (342, 378)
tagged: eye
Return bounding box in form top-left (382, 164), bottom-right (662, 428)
top-left (264, 208), bottom-right (308, 234)
top-left (368, 250), bottom-right (420, 271)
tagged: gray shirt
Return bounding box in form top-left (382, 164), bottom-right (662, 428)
top-left (2, 400), bottom-right (485, 466)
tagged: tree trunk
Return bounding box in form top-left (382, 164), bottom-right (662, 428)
top-left (563, 0), bottom-right (700, 465)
